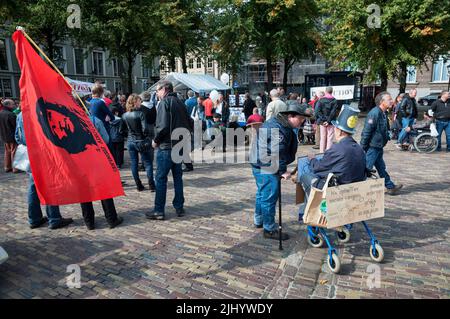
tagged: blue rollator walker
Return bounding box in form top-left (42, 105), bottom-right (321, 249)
top-left (305, 171), bottom-right (385, 274)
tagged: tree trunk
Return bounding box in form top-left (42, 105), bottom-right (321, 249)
top-left (380, 68), bottom-right (388, 92)
top-left (283, 57), bottom-right (294, 92)
top-left (266, 53), bottom-right (274, 92)
top-left (180, 39), bottom-right (188, 73)
top-left (398, 62), bottom-right (408, 94)
top-left (126, 52), bottom-right (135, 95)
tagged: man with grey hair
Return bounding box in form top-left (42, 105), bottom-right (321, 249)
top-left (361, 91), bottom-right (403, 195)
top-left (266, 89), bottom-right (287, 120)
top-left (0, 99), bottom-right (18, 173)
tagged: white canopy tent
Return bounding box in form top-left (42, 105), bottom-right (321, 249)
top-left (149, 72), bottom-right (231, 95)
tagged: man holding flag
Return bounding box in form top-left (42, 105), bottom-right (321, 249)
top-left (12, 28), bottom-right (124, 208)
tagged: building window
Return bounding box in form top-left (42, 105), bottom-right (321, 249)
top-left (53, 45), bottom-right (66, 73)
top-left (188, 58), bottom-right (194, 69)
top-left (197, 58), bottom-right (202, 69)
top-left (207, 58), bottom-right (213, 69)
top-left (0, 40), bottom-right (8, 71)
top-left (0, 78), bottom-right (13, 98)
top-left (92, 51), bottom-right (105, 76)
top-left (406, 66), bottom-right (416, 83)
top-left (432, 56), bottom-right (449, 82)
top-left (142, 79), bottom-right (150, 91)
top-left (142, 56), bottom-right (151, 78)
top-left (73, 48), bottom-right (85, 75)
top-left (111, 58), bottom-right (119, 77)
top-left (114, 81), bottom-right (122, 93)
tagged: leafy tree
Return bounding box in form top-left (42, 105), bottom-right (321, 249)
top-left (79, 0), bottom-right (159, 94)
top-left (1, 0), bottom-right (73, 61)
top-left (319, 0), bottom-right (450, 92)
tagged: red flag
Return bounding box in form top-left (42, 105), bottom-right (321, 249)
top-left (13, 30), bottom-right (124, 205)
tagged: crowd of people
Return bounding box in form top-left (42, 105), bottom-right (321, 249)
top-left (0, 83), bottom-right (448, 243)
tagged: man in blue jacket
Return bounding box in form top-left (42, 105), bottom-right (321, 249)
top-left (251, 102), bottom-right (311, 241)
top-left (297, 105), bottom-right (367, 220)
top-left (361, 92), bottom-right (403, 195)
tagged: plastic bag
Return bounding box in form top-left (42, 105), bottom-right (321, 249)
top-left (12, 144), bottom-right (30, 173)
top-left (430, 123), bottom-right (439, 137)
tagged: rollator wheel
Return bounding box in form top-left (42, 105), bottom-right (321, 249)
top-left (307, 234), bottom-right (324, 248)
top-left (336, 228), bottom-right (351, 243)
top-left (369, 243), bottom-right (384, 263)
top-left (327, 252), bottom-right (341, 274)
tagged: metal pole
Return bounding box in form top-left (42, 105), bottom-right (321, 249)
top-left (278, 176), bottom-right (283, 251)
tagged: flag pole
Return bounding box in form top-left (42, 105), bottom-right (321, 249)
top-left (15, 26), bottom-right (91, 116)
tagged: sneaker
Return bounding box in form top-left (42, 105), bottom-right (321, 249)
top-left (109, 216), bottom-right (123, 229)
top-left (182, 167), bottom-right (194, 172)
top-left (263, 229), bottom-right (290, 241)
top-left (29, 217), bottom-right (49, 229)
top-left (145, 211), bottom-right (165, 220)
top-left (312, 145), bottom-right (320, 150)
top-left (49, 218), bottom-right (74, 230)
top-left (254, 224), bottom-right (263, 229)
top-left (176, 208), bottom-right (185, 217)
top-left (386, 184), bottom-right (403, 195)
top-left (149, 181), bottom-right (156, 192)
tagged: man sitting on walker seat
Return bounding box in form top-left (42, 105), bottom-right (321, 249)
top-left (297, 105), bottom-right (367, 221)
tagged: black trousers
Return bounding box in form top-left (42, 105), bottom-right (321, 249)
top-left (111, 142), bottom-right (125, 168)
top-left (80, 199), bottom-right (118, 226)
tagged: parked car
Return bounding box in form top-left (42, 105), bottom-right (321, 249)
top-left (0, 246), bottom-right (8, 265)
top-left (418, 93), bottom-right (441, 106)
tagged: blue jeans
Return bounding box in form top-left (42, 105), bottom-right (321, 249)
top-left (366, 147), bottom-right (395, 189)
top-left (27, 173), bottom-right (62, 227)
top-left (154, 149), bottom-right (184, 213)
top-left (398, 118), bottom-right (415, 144)
top-left (128, 141), bottom-right (154, 185)
top-left (297, 157), bottom-right (321, 220)
top-left (436, 119), bottom-right (450, 151)
top-left (252, 167), bottom-right (279, 232)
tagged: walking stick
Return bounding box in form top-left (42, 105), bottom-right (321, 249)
top-left (278, 176), bottom-right (283, 251)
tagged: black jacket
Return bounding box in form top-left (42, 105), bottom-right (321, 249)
top-left (430, 99), bottom-right (450, 120)
top-left (122, 110), bottom-right (151, 141)
top-left (140, 103), bottom-right (157, 125)
top-left (243, 98), bottom-right (256, 120)
top-left (0, 109), bottom-right (16, 143)
top-left (399, 94), bottom-right (418, 119)
top-left (360, 106), bottom-right (390, 150)
top-left (154, 92), bottom-right (193, 150)
top-left (109, 117), bottom-right (128, 143)
top-left (315, 97), bottom-right (338, 124)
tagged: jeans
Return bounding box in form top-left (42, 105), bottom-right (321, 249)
top-left (297, 156), bottom-right (321, 220)
top-left (252, 167), bottom-right (279, 232)
top-left (154, 149), bottom-right (184, 213)
top-left (206, 118), bottom-right (215, 139)
top-left (366, 147), bottom-right (395, 189)
top-left (128, 141), bottom-right (154, 186)
top-left (27, 173), bottom-right (62, 227)
top-left (398, 118), bottom-right (415, 144)
top-left (436, 119), bottom-right (450, 151)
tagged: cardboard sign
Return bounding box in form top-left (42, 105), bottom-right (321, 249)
top-left (303, 175), bottom-right (385, 228)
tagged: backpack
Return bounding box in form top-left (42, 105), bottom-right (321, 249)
top-left (110, 118), bottom-right (124, 143)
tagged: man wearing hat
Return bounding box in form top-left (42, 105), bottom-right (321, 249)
top-left (297, 105), bottom-right (367, 219)
top-left (250, 101), bottom-right (311, 241)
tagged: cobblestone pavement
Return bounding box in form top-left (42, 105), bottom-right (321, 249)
top-left (0, 121), bottom-right (449, 299)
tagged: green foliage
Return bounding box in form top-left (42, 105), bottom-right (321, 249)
top-left (319, 0), bottom-right (450, 89)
